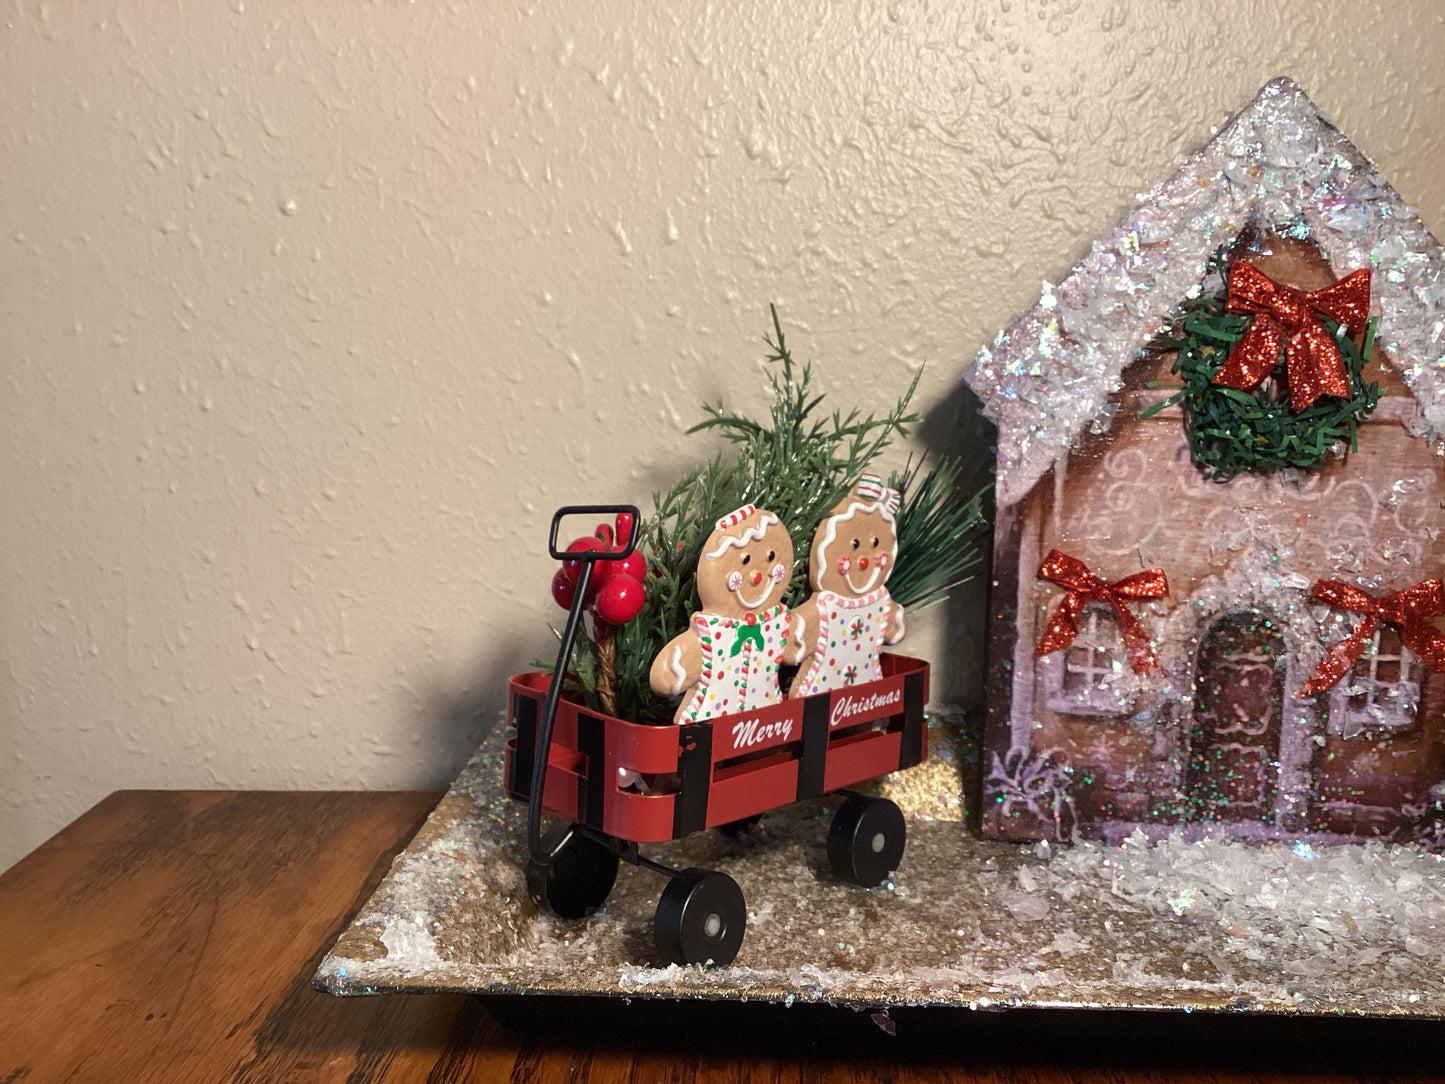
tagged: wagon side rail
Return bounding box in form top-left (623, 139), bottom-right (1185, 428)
top-left (505, 653), bottom-right (929, 844)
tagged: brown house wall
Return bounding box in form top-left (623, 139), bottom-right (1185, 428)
top-left (982, 238), bottom-right (1445, 842)
top-left (986, 397), bottom-right (1445, 841)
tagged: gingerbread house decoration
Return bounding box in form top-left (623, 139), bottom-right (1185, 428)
top-left (965, 78), bottom-right (1445, 846)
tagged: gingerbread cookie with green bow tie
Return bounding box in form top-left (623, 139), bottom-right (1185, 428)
top-left (783, 474), bottom-right (906, 697)
top-left (649, 504), bottom-right (794, 725)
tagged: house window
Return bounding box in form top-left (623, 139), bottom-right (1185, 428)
top-left (1326, 627), bottom-right (1428, 738)
top-left (1041, 603), bottom-right (1130, 716)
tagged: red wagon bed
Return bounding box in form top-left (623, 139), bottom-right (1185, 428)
top-left (504, 652), bottom-right (929, 843)
top-left (509, 504), bottom-right (931, 967)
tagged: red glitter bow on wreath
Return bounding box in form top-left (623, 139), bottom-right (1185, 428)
top-left (1034, 550), bottom-right (1169, 675)
top-left (1212, 261), bottom-right (1372, 413)
top-left (1297, 577), bottom-right (1445, 699)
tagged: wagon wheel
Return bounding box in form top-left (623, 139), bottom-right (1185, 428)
top-left (653, 868), bottom-right (746, 967)
top-left (827, 795), bottom-right (906, 887)
top-left (526, 824), bottom-right (619, 920)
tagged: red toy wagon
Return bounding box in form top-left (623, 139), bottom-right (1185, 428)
top-left (504, 505), bottom-right (930, 967)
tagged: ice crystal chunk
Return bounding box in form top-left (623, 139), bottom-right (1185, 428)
top-left (998, 887), bottom-right (1052, 923)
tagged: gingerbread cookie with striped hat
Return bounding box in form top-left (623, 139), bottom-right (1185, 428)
top-left (648, 503), bottom-right (794, 725)
top-left (783, 473), bottom-right (906, 697)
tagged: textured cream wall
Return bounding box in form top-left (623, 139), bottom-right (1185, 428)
top-left (4, 1), bottom-right (1444, 870)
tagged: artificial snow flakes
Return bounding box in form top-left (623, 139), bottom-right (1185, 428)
top-left (966, 78), bottom-right (1445, 509)
top-left (315, 721), bottom-right (1445, 1016)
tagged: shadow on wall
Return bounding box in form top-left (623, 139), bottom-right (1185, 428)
top-left (913, 378), bottom-right (998, 714)
top-left (419, 636), bottom-right (535, 786)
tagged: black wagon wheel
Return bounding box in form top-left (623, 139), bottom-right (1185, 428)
top-left (653, 868), bottom-right (747, 967)
top-left (827, 795), bottom-right (906, 887)
top-left (526, 824), bottom-right (619, 920)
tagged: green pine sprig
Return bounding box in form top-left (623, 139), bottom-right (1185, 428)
top-left (688, 304), bottom-right (922, 606)
top-left (887, 457), bottom-right (991, 614)
top-left (565, 306), bottom-right (928, 723)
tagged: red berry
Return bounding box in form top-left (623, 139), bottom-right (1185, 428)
top-left (550, 568), bottom-right (577, 610)
top-left (620, 550), bottom-right (647, 581)
top-left (596, 549), bottom-right (647, 586)
top-left (614, 511), bottom-right (636, 549)
top-left (594, 522), bottom-right (614, 547)
top-left (593, 574), bottom-right (646, 625)
top-left (561, 536), bottom-right (602, 584)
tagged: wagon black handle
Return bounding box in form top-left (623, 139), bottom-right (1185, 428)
top-left (528, 504), bottom-right (642, 862)
top-left (546, 504), bottom-right (640, 561)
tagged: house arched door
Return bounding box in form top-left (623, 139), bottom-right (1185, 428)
top-left (1185, 612), bottom-right (1284, 825)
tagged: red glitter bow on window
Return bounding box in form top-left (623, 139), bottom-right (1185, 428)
top-left (1211, 261), bottom-right (1372, 413)
top-left (1297, 578), bottom-right (1445, 698)
top-left (1034, 550), bottom-right (1169, 674)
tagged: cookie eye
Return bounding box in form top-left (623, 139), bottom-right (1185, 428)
top-left (871, 537), bottom-right (879, 548)
top-left (741, 553), bottom-right (751, 565)
top-left (851, 538), bottom-right (860, 550)
top-left (766, 550), bottom-right (775, 562)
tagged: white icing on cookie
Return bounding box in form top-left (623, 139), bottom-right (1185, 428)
top-left (887, 603), bottom-right (906, 645)
top-left (735, 580), bottom-right (775, 609)
top-left (665, 644), bottom-right (687, 695)
top-left (704, 513), bottom-right (780, 560)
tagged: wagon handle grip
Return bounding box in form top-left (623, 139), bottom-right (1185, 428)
top-left (528, 504), bottom-right (642, 862)
top-left (547, 504), bottom-right (639, 561)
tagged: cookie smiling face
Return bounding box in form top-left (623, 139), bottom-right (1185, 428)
top-left (810, 476), bottom-right (900, 599)
top-left (698, 504), bottom-right (794, 620)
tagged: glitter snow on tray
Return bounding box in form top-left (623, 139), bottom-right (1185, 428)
top-left (315, 723), bottom-right (1445, 1018)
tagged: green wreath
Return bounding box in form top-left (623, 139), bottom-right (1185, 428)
top-left (1143, 289), bottom-right (1382, 482)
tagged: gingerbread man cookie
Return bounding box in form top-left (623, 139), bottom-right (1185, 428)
top-left (648, 504), bottom-right (794, 725)
top-left (784, 474), bottom-right (906, 697)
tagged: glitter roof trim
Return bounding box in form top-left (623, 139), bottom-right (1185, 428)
top-left (964, 77), bottom-right (1445, 509)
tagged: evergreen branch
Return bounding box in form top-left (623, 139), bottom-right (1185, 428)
top-left (888, 456), bottom-right (991, 613)
top-left (562, 306), bottom-right (939, 722)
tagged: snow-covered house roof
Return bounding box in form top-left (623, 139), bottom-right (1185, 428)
top-left (964, 77), bottom-right (1445, 509)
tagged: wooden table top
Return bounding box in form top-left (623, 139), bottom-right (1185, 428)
top-left (2, 789), bottom-right (1441, 1083)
